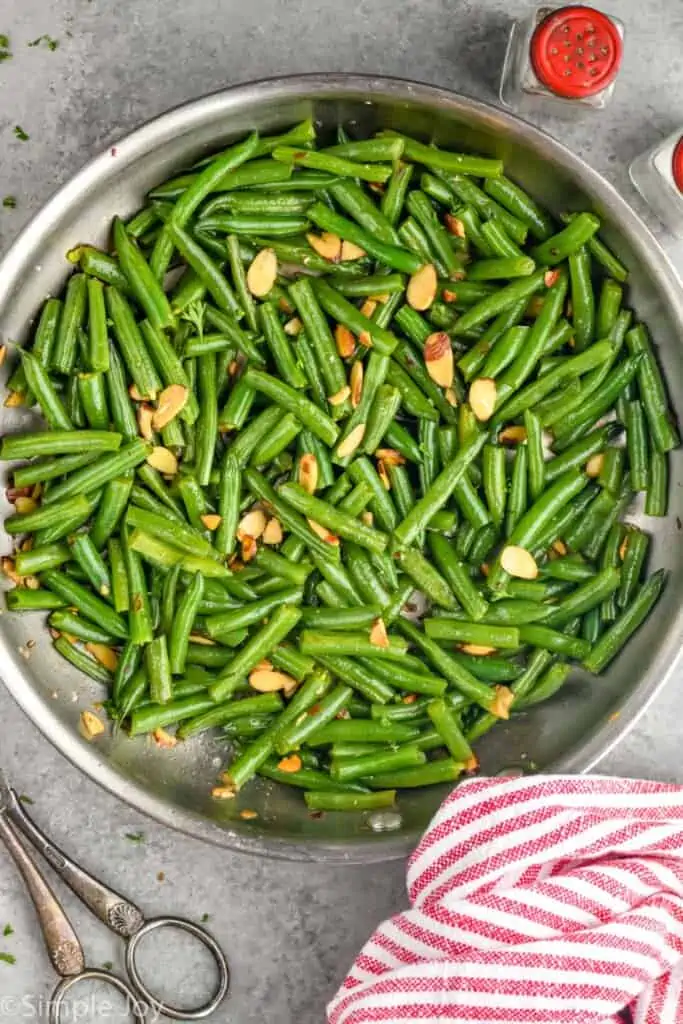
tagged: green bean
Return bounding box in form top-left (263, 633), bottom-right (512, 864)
top-left (5, 493), bottom-right (92, 537)
top-left (179, 692), bottom-right (284, 739)
top-left (451, 270), bottom-right (546, 337)
top-left (325, 137), bottom-right (404, 162)
top-left (626, 400), bottom-right (648, 491)
top-left (427, 699), bottom-right (474, 762)
top-left (144, 636), bottom-right (171, 705)
top-left (568, 247), bottom-right (594, 351)
top-left (558, 213), bottom-right (628, 282)
top-left (41, 569), bottom-right (127, 638)
top-left (209, 604), bottom-right (303, 702)
top-left (505, 444), bottom-right (527, 537)
top-left (395, 546), bottom-right (458, 610)
top-left (6, 588), bottom-right (65, 612)
top-left (260, 301), bottom-right (307, 389)
top-left (308, 202), bottom-right (422, 274)
top-left (483, 175), bottom-right (553, 240)
top-left (206, 586), bottom-right (302, 636)
top-left (380, 132), bottom-right (502, 177)
top-left (20, 352), bottom-right (72, 429)
top-left (51, 274), bottom-right (87, 375)
top-left (451, 652), bottom-right (521, 682)
top-left (331, 743), bottom-right (425, 782)
top-left (362, 759), bottom-right (463, 788)
top-left (299, 630), bottom-right (408, 660)
top-left (168, 572), bottom-right (204, 674)
top-left (15, 542), bottom-right (70, 576)
top-left (424, 618), bottom-right (520, 647)
top-left (277, 482), bottom-right (387, 554)
top-left (53, 636), bottom-right (113, 685)
top-left (244, 468), bottom-right (341, 562)
top-left (530, 213), bottom-right (600, 265)
top-left (106, 288), bottom-right (162, 400)
top-left (242, 368), bottom-right (338, 447)
top-left (480, 444), bottom-right (505, 526)
top-left (517, 624), bottom-right (589, 659)
top-left (302, 790), bottom-right (393, 810)
top-left (202, 306), bottom-right (264, 364)
top-left (49, 610), bottom-right (117, 645)
top-left (327, 179), bottom-right (400, 246)
top-left (428, 534), bottom-right (488, 619)
top-left (270, 644), bottom-right (316, 681)
top-left (646, 450), bottom-right (668, 516)
top-left (69, 532), bottom-right (111, 597)
top-left (113, 217), bottom-right (174, 331)
top-left (44, 439), bottom-right (149, 505)
top-left (596, 279), bottom-right (623, 340)
top-left (313, 279), bottom-right (398, 357)
top-left (77, 373), bottom-right (110, 431)
top-left (380, 161), bottom-right (415, 227)
top-left (480, 219), bottom-right (526, 260)
top-left (584, 570), bottom-right (667, 673)
top-left (552, 355), bottom-right (643, 451)
top-left (331, 273), bottom-right (405, 298)
top-left (273, 146), bottom-right (391, 183)
top-left (618, 528), bottom-right (649, 610)
top-left (458, 299), bottom-right (528, 382)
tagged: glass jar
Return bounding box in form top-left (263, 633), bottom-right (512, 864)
top-left (500, 5), bottom-right (624, 115)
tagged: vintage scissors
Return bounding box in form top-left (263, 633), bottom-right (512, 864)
top-left (0, 774), bottom-right (230, 1022)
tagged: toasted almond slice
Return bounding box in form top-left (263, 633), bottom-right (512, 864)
top-left (360, 510), bottom-right (374, 526)
top-left (228, 360), bottom-right (240, 377)
top-left (377, 460), bottom-right (391, 491)
top-left (129, 383), bottom-right (145, 401)
top-left (544, 269), bottom-right (561, 288)
top-left (445, 387), bottom-right (458, 407)
top-left (4, 391), bottom-right (24, 407)
top-left (480, 562), bottom-right (490, 577)
top-left (460, 643), bottom-right (497, 656)
top-left (334, 323), bottom-right (356, 358)
top-left (369, 292), bottom-right (390, 303)
top-left (137, 404), bottom-right (155, 441)
top-left (336, 423), bottom-right (366, 459)
top-left (370, 617), bottom-right (390, 649)
top-left (14, 496), bottom-right (37, 515)
top-left (249, 668), bottom-right (298, 693)
top-left (585, 453), bottom-right (605, 478)
top-left (189, 633), bottom-right (215, 645)
top-left (500, 544), bottom-right (539, 580)
top-left (153, 727), bottom-right (178, 749)
top-left (464, 754), bottom-right (479, 772)
top-left (358, 330), bottom-right (373, 349)
top-left (490, 685), bottom-right (514, 720)
top-left (298, 453), bottom-right (319, 495)
top-left (255, 658), bottom-right (274, 671)
top-left (340, 239), bottom-right (367, 261)
top-left (278, 294), bottom-right (294, 314)
top-left (469, 378), bottom-right (497, 422)
top-left (499, 425), bottom-right (528, 444)
top-left (1, 557), bottom-right (21, 585)
top-left (152, 384), bottom-right (189, 430)
top-left (376, 448), bottom-right (405, 466)
top-left (241, 535), bottom-right (258, 562)
top-left (227, 554), bottom-right (244, 571)
top-left (277, 754), bottom-right (302, 773)
top-left (403, 694), bottom-right (417, 704)
top-left (0, 345), bottom-right (6, 367)
top-left (359, 299), bottom-right (377, 319)
top-left (328, 385), bottom-right (351, 407)
top-left (24, 575), bottom-right (40, 590)
top-left (246, 247), bottom-right (277, 297)
top-left (283, 316), bottom-right (303, 336)
top-left (350, 360), bottom-right (363, 408)
top-left (407, 263), bottom-right (437, 311)
top-left (147, 446), bottom-right (178, 475)
top-left (85, 643), bottom-right (119, 671)
top-left (442, 288), bottom-right (458, 303)
top-left (237, 508), bottom-right (267, 540)
top-left (307, 519), bottom-right (340, 546)
top-left (80, 710), bottom-right (105, 740)
top-left (263, 518), bottom-right (284, 545)
top-left (201, 514), bottom-right (222, 531)
top-left (240, 808), bottom-right (258, 819)
top-left (211, 784), bottom-right (236, 800)
top-left (445, 213), bottom-right (466, 238)
top-left (424, 332), bottom-right (454, 388)
top-left (306, 231), bottom-right (342, 262)
top-left (619, 535), bottom-right (629, 561)
top-left (552, 539), bottom-right (568, 556)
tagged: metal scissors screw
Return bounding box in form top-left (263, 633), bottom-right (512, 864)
top-left (0, 774), bottom-right (230, 1022)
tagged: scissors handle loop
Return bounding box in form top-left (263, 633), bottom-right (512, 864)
top-left (50, 970), bottom-right (146, 1024)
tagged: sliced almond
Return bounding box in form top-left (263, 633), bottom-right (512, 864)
top-left (619, 535), bottom-right (629, 561)
top-left (237, 508), bottom-right (267, 541)
top-left (80, 710), bottom-right (105, 741)
top-left (298, 453), bottom-right (319, 495)
top-left (585, 453), bottom-right (604, 478)
top-left (499, 425), bottom-right (528, 444)
top-left (246, 247), bottom-right (277, 297)
top-left (189, 633), bottom-right (215, 645)
top-left (86, 643), bottom-right (119, 671)
top-left (460, 643), bottom-right (497, 656)
top-left (24, 575), bottom-right (40, 590)
top-left (283, 316), bottom-right (303, 336)
top-left (129, 383), bottom-right (145, 401)
top-left (445, 387), bottom-right (458, 407)
top-left (255, 659), bottom-right (274, 672)
top-left (201, 513), bottom-right (222, 531)
top-left (335, 323), bottom-right (356, 358)
top-left (358, 330), bottom-right (373, 349)
top-left (0, 345), bottom-right (6, 367)
top-left (445, 213), bottom-right (466, 238)
top-left (403, 694), bottom-right (417, 704)
top-left (153, 727), bottom-right (178, 749)
top-left (263, 518), bottom-right (284, 545)
top-left (228, 360), bottom-right (240, 377)
top-left (350, 360), bottom-right (363, 408)
top-left (377, 460), bottom-right (391, 491)
top-left (278, 295), bottom-right (294, 314)
top-left (14, 496), bottom-right (37, 515)
top-left (277, 754), bottom-right (302, 773)
top-left (464, 754), bottom-right (479, 773)
top-left (369, 292), bottom-right (390, 304)
top-left (481, 562), bottom-right (490, 577)
top-left (336, 423), bottom-right (366, 459)
top-left (306, 231), bottom-right (342, 262)
top-left (307, 519), bottom-right (340, 546)
top-left (241, 535), bottom-right (258, 562)
top-left (360, 510), bottom-right (374, 526)
top-left (544, 269), bottom-right (561, 288)
top-left (4, 391), bottom-right (25, 407)
top-left (340, 240), bottom-right (366, 261)
top-left (469, 378), bottom-right (497, 422)
top-left (137, 404), bottom-right (155, 441)
top-left (375, 448), bottom-right (404, 466)
top-left (442, 288), bottom-right (458, 304)
top-left (249, 668), bottom-right (298, 693)
top-left (328, 385), bottom-right (351, 407)
top-left (227, 554), bottom-right (244, 571)
top-left (424, 332), bottom-right (454, 388)
top-left (369, 618), bottom-right (390, 649)
top-left (211, 785), bottom-right (236, 800)
top-left (490, 685), bottom-right (514, 720)
top-left (152, 384), bottom-right (189, 430)
top-left (240, 808), bottom-right (258, 820)
top-left (1, 557), bottom-right (21, 585)
top-left (147, 446), bottom-right (178, 475)
top-left (407, 263), bottom-right (437, 311)
top-left (500, 544), bottom-right (539, 580)
top-left (552, 539), bottom-right (568, 556)
top-left (359, 299), bottom-right (377, 319)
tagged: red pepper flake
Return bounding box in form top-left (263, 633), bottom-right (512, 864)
top-left (110, 146), bottom-right (118, 157)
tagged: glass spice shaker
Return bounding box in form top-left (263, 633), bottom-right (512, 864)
top-left (500, 5), bottom-right (625, 115)
top-left (630, 133), bottom-right (683, 238)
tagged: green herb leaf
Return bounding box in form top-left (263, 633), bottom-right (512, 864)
top-left (0, 33), bottom-right (10, 60)
top-left (28, 35), bottom-right (59, 50)
top-left (124, 831), bottom-right (145, 843)
top-left (201, 913), bottom-right (211, 923)
top-left (2, 925), bottom-right (13, 937)
top-left (13, 126), bottom-right (29, 142)
top-left (181, 300), bottom-right (205, 342)
top-left (0, 953), bottom-right (16, 966)
top-left (2, 196), bottom-right (16, 209)
top-left (102, 961), bottom-right (113, 971)
top-left (18, 794), bottom-right (34, 805)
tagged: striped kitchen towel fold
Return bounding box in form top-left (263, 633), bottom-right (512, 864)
top-left (328, 775), bottom-right (683, 1024)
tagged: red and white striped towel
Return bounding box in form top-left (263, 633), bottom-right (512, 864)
top-left (328, 775), bottom-right (683, 1024)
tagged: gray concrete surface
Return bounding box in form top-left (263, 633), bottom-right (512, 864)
top-left (0, 1), bottom-right (682, 1021)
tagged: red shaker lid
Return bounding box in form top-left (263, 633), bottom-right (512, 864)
top-left (672, 138), bottom-right (683, 193)
top-left (530, 6), bottom-right (623, 100)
